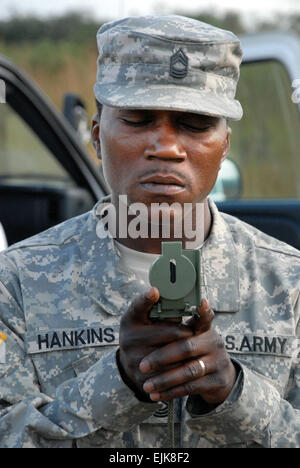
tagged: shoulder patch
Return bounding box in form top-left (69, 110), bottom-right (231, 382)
top-left (0, 332), bottom-right (7, 345)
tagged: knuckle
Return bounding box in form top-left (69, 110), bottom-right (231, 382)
top-left (211, 334), bottom-right (224, 350)
top-left (185, 380), bottom-right (198, 394)
top-left (208, 308), bottom-right (215, 320)
top-left (154, 375), bottom-right (167, 390)
top-left (182, 337), bottom-right (198, 358)
top-left (215, 373), bottom-right (228, 389)
top-left (216, 336), bottom-right (225, 349)
top-left (184, 361), bottom-right (199, 379)
top-left (208, 371), bottom-right (228, 391)
top-left (173, 326), bottom-right (186, 340)
top-left (216, 356), bottom-right (230, 372)
top-left (127, 293), bottom-right (145, 315)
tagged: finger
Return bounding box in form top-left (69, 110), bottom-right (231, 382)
top-left (139, 333), bottom-right (213, 373)
top-left (143, 357), bottom-right (212, 394)
top-left (148, 363), bottom-right (235, 403)
top-left (124, 287), bottom-right (160, 324)
top-left (149, 374), bottom-right (214, 401)
top-left (145, 321), bottom-right (195, 345)
top-left (187, 298), bottom-right (214, 334)
top-left (122, 321), bottom-right (195, 348)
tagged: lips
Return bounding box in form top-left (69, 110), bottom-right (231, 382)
top-left (139, 173), bottom-right (186, 195)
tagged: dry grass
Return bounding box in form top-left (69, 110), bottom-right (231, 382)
top-left (0, 40), bottom-right (99, 160)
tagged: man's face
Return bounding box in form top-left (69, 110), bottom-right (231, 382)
top-left (93, 106), bottom-right (231, 208)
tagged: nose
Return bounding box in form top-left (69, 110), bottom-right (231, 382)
top-left (144, 121), bottom-right (187, 162)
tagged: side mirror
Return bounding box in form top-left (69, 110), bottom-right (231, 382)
top-left (210, 158), bottom-right (242, 202)
top-left (62, 93), bottom-right (90, 145)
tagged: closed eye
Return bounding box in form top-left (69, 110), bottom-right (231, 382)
top-left (181, 122), bottom-right (212, 132)
top-left (121, 118), bottom-right (151, 127)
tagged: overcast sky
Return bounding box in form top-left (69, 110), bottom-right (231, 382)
top-left (1, 0), bottom-right (300, 21)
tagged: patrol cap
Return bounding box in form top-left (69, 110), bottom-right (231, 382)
top-left (94, 15), bottom-right (243, 120)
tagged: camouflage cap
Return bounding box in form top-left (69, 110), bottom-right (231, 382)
top-left (94, 15), bottom-right (243, 120)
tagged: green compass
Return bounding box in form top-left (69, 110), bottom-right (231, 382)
top-left (149, 242), bottom-right (202, 319)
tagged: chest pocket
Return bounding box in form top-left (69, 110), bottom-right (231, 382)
top-left (25, 325), bottom-right (119, 398)
top-left (224, 333), bottom-right (296, 395)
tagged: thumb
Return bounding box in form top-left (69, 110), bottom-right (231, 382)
top-left (125, 286), bottom-right (160, 324)
top-left (187, 298), bottom-right (214, 334)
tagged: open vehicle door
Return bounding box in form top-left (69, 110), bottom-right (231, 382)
top-left (0, 54), bottom-right (107, 246)
top-left (213, 32), bottom-right (300, 250)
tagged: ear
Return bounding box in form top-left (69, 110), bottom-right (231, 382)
top-left (91, 114), bottom-right (101, 160)
top-left (221, 125), bottom-right (232, 164)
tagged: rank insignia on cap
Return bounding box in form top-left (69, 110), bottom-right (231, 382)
top-left (169, 49), bottom-right (188, 79)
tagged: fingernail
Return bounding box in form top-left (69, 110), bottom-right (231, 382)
top-left (139, 359), bottom-right (151, 374)
top-left (143, 380), bottom-right (154, 393)
top-left (149, 392), bottom-right (160, 401)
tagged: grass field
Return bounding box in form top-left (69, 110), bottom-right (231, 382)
top-left (0, 40), bottom-right (99, 159)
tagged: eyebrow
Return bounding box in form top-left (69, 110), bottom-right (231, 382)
top-left (116, 109), bottom-right (221, 124)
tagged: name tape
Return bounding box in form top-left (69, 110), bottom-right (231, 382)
top-left (26, 326), bottom-right (119, 354)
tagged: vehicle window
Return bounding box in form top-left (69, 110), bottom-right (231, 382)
top-left (0, 103), bottom-right (73, 184)
top-left (212, 60), bottom-right (300, 201)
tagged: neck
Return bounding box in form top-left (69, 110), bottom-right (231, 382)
top-left (112, 196), bottom-right (212, 254)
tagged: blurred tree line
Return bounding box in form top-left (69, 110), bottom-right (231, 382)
top-left (0, 10), bottom-right (299, 44)
top-left (191, 10), bottom-right (300, 36)
top-left (0, 12), bottom-right (99, 43)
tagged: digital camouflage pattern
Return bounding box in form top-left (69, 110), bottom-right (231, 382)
top-left (94, 15), bottom-right (243, 120)
top-left (0, 198), bottom-right (299, 448)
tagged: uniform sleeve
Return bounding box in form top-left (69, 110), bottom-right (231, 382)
top-left (0, 256), bottom-right (158, 448)
top-left (185, 294), bottom-right (300, 448)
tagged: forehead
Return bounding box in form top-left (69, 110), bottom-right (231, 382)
top-left (104, 105), bottom-right (221, 120)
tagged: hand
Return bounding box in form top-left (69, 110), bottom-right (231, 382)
top-left (119, 287), bottom-right (195, 397)
top-left (140, 299), bottom-right (237, 404)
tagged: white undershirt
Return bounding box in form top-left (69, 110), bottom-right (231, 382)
top-left (115, 240), bottom-right (204, 288)
top-left (115, 241), bottom-right (160, 287)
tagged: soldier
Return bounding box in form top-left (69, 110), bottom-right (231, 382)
top-left (0, 15), bottom-right (299, 448)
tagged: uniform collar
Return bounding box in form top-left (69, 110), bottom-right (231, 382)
top-left (79, 196), bottom-right (240, 316)
top-left (202, 199), bottom-right (240, 313)
top-left (79, 197), bottom-right (145, 317)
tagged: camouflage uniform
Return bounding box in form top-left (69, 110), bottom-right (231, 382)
top-left (0, 15), bottom-right (299, 448)
top-left (0, 198), bottom-right (299, 448)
